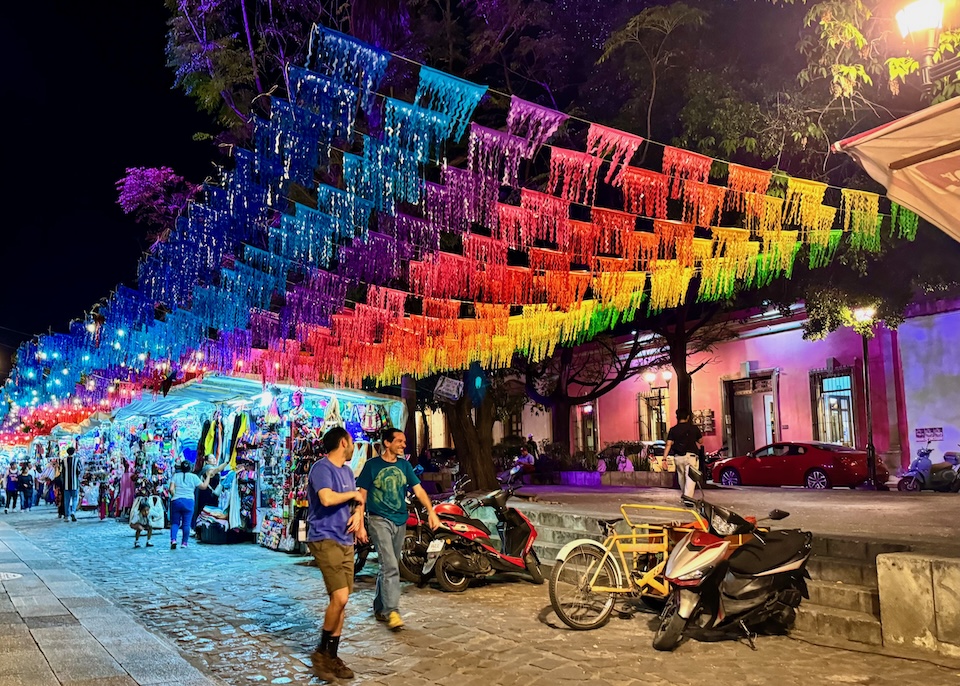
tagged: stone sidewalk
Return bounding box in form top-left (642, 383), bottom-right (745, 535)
top-left (0, 520), bottom-right (219, 686)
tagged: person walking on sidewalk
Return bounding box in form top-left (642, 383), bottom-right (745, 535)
top-left (168, 461), bottom-right (212, 550)
top-left (358, 428), bottom-right (441, 632)
top-left (306, 426), bottom-right (366, 682)
top-left (18, 465), bottom-right (35, 512)
top-left (4, 462), bottom-right (19, 513)
top-left (664, 409), bottom-right (703, 502)
top-left (61, 448), bottom-right (83, 522)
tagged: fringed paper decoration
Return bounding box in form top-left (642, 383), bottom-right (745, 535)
top-left (806, 204), bottom-right (837, 268)
top-left (682, 181), bottom-right (725, 227)
top-left (784, 178), bottom-right (827, 231)
top-left (744, 193), bottom-right (785, 235)
top-left (383, 98), bottom-right (452, 163)
top-left (497, 203), bottom-right (533, 249)
top-left (569, 220), bottom-right (601, 265)
top-left (467, 123), bottom-right (527, 197)
top-left (841, 189), bottom-right (881, 252)
top-left (649, 261), bottom-right (693, 312)
top-left (692, 237), bottom-right (715, 264)
top-left (288, 65), bottom-right (360, 140)
top-left (654, 220), bottom-right (696, 266)
top-left (307, 25), bottom-right (390, 114)
top-left (698, 258), bottom-right (734, 302)
top-left (592, 207), bottom-right (636, 256)
top-left (594, 257), bottom-right (630, 280)
top-left (809, 229), bottom-right (842, 269)
top-left (891, 202), bottom-right (919, 240)
top-left (586, 124), bottom-right (644, 184)
top-left (415, 66), bottom-right (487, 142)
top-left (505, 267), bottom-right (535, 305)
top-left (726, 164), bottom-right (772, 211)
top-left (520, 189), bottom-right (571, 248)
top-left (530, 247), bottom-right (572, 272)
top-left (464, 234), bottom-right (508, 266)
top-left (362, 138), bottom-right (422, 209)
top-left (549, 147), bottom-right (603, 205)
top-left (545, 271), bottom-right (592, 309)
top-left (712, 228), bottom-right (757, 281)
top-left (423, 298), bottom-right (462, 320)
top-left (756, 230), bottom-right (801, 285)
top-left (662, 146), bottom-right (713, 199)
top-left (619, 167), bottom-right (668, 219)
top-left (622, 231), bottom-right (661, 271)
top-left (506, 96), bottom-right (569, 157)
top-left (441, 166), bottom-right (485, 233)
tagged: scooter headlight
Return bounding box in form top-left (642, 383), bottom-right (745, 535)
top-left (711, 513), bottom-right (738, 536)
top-left (677, 567), bottom-right (710, 582)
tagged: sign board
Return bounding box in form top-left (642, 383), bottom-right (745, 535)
top-left (434, 376), bottom-right (464, 403)
top-left (915, 427), bottom-right (943, 441)
top-left (693, 409), bottom-right (716, 436)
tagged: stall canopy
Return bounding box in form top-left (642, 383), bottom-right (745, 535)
top-left (833, 98), bottom-right (960, 243)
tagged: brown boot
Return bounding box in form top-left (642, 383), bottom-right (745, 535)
top-left (331, 656), bottom-right (355, 679)
top-left (310, 650), bottom-right (337, 681)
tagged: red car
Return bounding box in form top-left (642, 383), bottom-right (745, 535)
top-left (711, 442), bottom-right (889, 489)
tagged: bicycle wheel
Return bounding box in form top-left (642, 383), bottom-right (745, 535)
top-left (549, 545), bottom-right (622, 630)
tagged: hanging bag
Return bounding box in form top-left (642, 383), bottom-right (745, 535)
top-left (146, 495), bottom-right (165, 528)
top-left (322, 396), bottom-right (344, 432)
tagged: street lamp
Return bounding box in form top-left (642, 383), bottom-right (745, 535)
top-left (896, 0), bottom-right (960, 93)
top-left (644, 370), bottom-right (673, 440)
top-left (851, 306), bottom-right (879, 489)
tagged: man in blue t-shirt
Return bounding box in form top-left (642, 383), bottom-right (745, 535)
top-left (358, 428), bottom-right (441, 631)
top-left (306, 427), bottom-right (366, 682)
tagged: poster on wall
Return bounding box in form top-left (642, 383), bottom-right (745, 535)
top-left (915, 427), bottom-right (943, 441)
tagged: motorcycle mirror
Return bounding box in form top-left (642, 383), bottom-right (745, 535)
top-left (768, 509), bottom-right (789, 520)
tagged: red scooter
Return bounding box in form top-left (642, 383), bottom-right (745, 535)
top-left (422, 487), bottom-right (544, 592)
top-left (399, 476), bottom-right (472, 582)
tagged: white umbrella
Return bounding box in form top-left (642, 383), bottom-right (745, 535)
top-left (832, 98), bottom-right (960, 242)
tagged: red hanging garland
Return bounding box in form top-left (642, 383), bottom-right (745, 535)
top-left (592, 207), bottom-right (637, 256)
top-left (497, 203), bottom-right (533, 249)
top-left (569, 220), bottom-right (601, 265)
top-left (586, 124), bottom-right (644, 184)
top-left (726, 164), bottom-right (772, 212)
top-left (681, 180), bottom-right (726, 227)
top-left (619, 167), bottom-right (669, 219)
top-left (506, 266), bottom-right (535, 304)
top-left (529, 247), bottom-right (573, 272)
top-left (662, 146), bottom-right (713, 199)
top-left (520, 189), bottom-right (571, 249)
top-left (549, 147), bottom-right (603, 205)
top-left (622, 231), bottom-right (660, 270)
top-left (463, 233), bottom-right (509, 266)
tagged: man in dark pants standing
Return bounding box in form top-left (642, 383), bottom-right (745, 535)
top-left (664, 410), bottom-right (703, 503)
top-left (306, 426), bottom-right (366, 681)
top-left (61, 447), bottom-right (83, 521)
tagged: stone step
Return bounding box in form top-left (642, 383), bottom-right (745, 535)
top-left (806, 579), bottom-right (880, 618)
top-left (532, 526), bottom-right (604, 546)
top-left (807, 556), bottom-right (879, 587)
top-left (794, 603), bottom-right (882, 646)
top-left (811, 536), bottom-right (911, 561)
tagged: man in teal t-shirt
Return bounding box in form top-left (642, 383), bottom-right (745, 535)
top-left (357, 428), bottom-right (440, 631)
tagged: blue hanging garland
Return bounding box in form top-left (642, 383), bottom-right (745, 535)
top-left (415, 66), bottom-right (487, 143)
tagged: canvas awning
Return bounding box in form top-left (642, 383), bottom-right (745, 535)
top-left (832, 98), bottom-right (960, 243)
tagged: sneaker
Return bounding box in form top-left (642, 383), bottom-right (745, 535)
top-left (71, 514), bottom-right (77, 522)
top-left (309, 650), bottom-right (337, 681)
top-left (331, 656), bottom-right (354, 679)
top-left (386, 611), bottom-right (404, 631)
top-left (181, 543), bottom-right (188, 549)
top-left (133, 542), bottom-right (141, 549)
top-left (171, 542), bottom-right (177, 550)
top-left (145, 542), bottom-right (154, 548)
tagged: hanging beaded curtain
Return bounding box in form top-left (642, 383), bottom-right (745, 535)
top-left (548, 147), bottom-right (603, 205)
top-left (654, 220), bottom-right (696, 266)
top-left (784, 178), bottom-right (828, 232)
top-left (506, 96), bottom-right (569, 157)
top-left (681, 180), bottom-right (725, 227)
top-left (520, 189), bottom-right (572, 248)
top-left (841, 189), bottom-right (881, 252)
top-left (586, 124), bottom-right (644, 184)
top-left (591, 207), bottom-right (636, 256)
top-left (415, 66), bottom-right (487, 142)
top-left (890, 202), bottom-right (919, 240)
top-left (307, 25), bottom-right (390, 114)
top-left (619, 167), bottom-right (669, 219)
top-left (726, 164), bottom-right (772, 211)
top-left (649, 261), bottom-right (693, 312)
top-left (662, 146), bottom-right (713, 199)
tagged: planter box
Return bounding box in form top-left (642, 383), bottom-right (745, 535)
top-left (602, 472), bottom-right (677, 488)
top-left (557, 471), bottom-right (603, 487)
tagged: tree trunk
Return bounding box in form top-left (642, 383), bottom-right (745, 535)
top-left (442, 394), bottom-right (498, 491)
top-left (550, 398), bottom-right (573, 454)
top-left (669, 338), bottom-right (692, 415)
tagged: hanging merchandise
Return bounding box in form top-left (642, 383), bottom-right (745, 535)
top-left (890, 202), bottom-right (919, 240)
top-left (618, 167), bottom-right (669, 219)
top-left (307, 25), bottom-right (390, 114)
top-left (415, 66), bottom-right (487, 142)
top-left (586, 124), bottom-right (644, 185)
top-left (321, 396), bottom-right (344, 431)
top-left (784, 178), bottom-right (828, 232)
top-left (549, 147), bottom-right (603, 205)
top-left (726, 164), bottom-right (772, 211)
top-left (841, 189), bottom-right (881, 252)
top-left (662, 146), bottom-right (713, 199)
top-left (506, 96), bottom-right (569, 157)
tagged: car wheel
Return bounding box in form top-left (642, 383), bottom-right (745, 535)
top-left (719, 468), bottom-right (741, 486)
top-left (805, 469), bottom-right (831, 489)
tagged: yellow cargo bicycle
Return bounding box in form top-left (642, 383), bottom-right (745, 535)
top-left (548, 504), bottom-right (708, 630)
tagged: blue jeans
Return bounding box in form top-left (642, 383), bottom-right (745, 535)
top-left (170, 499), bottom-right (194, 545)
top-left (64, 489), bottom-right (79, 518)
top-left (20, 490), bottom-right (33, 510)
top-left (367, 515), bottom-right (406, 616)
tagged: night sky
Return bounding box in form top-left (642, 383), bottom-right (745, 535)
top-left (0, 3), bottom-right (213, 381)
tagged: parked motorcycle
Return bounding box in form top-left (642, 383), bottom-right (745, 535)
top-left (399, 476), bottom-right (473, 582)
top-left (897, 442), bottom-right (960, 493)
top-left (422, 487), bottom-right (544, 592)
top-left (653, 469), bottom-right (811, 651)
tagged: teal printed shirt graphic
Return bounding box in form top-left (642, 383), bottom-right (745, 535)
top-left (357, 457), bottom-right (420, 526)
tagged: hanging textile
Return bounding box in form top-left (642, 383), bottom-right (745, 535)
top-left (726, 164), bottom-right (772, 211)
top-left (662, 147), bottom-right (713, 199)
top-left (619, 167), bottom-right (668, 219)
top-left (591, 208), bottom-right (636, 256)
top-left (548, 147), bottom-right (603, 205)
top-left (415, 66), bottom-right (487, 142)
top-left (506, 96), bottom-right (569, 157)
top-left (784, 178), bottom-right (828, 232)
top-left (520, 189), bottom-right (571, 248)
top-left (649, 261), bottom-right (693, 312)
top-left (841, 189), bottom-right (881, 252)
top-left (654, 220), bottom-right (696, 267)
top-left (890, 202), bottom-right (919, 240)
top-left (681, 181), bottom-right (725, 227)
top-left (586, 124), bottom-right (644, 185)
top-left (307, 25), bottom-right (390, 114)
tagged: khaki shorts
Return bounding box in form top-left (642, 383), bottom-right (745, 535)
top-left (308, 540), bottom-right (354, 594)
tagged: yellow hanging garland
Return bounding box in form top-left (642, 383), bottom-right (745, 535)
top-left (649, 260), bottom-right (693, 312)
top-left (784, 178), bottom-right (827, 232)
top-left (841, 189), bottom-right (881, 252)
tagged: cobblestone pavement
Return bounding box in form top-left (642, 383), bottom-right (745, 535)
top-left (5, 506), bottom-right (959, 686)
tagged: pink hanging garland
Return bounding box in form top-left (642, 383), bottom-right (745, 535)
top-left (662, 146), bottom-right (713, 200)
top-left (586, 124), bottom-right (644, 185)
top-left (619, 167), bottom-right (668, 219)
top-left (592, 207), bottom-right (637, 257)
top-left (520, 189), bottom-right (571, 249)
top-left (548, 147), bottom-right (603, 205)
top-left (497, 203), bottom-right (533, 249)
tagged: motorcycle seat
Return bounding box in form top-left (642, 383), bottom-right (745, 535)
top-left (728, 529), bottom-right (811, 575)
top-left (439, 513), bottom-right (491, 536)
top-left (930, 462), bottom-right (954, 473)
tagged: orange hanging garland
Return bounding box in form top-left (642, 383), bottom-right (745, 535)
top-left (726, 164), bottom-right (772, 211)
top-left (654, 220), bottom-right (696, 267)
top-left (529, 246), bottom-right (572, 272)
top-left (681, 180), bottom-right (725, 227)
top-left (618, 166), bottom-right (669, 219)
top-left (784, 178), bottom-right (828, 231)
top-left (569, 220), bottom-right (601, 264)
top-left (662, 146), bottom-right (713, 199)
top-left (497, 203), bottom-right (533, 249)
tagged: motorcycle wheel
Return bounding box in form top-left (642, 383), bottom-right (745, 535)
top-left (549, 545), bottom-right (620, 630)
top-left (897, 477), bottom-right (920, 492)
top-left (399, 530), bottom-right (426, 583)
top-left (525, 551), bottom-right (545, 585)
top-left (434, 552), bottom-right (471, 593)
top-left (950, 478), bottom-right (960, 494)
top-left (652, 598), bottom-right (689, 651)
